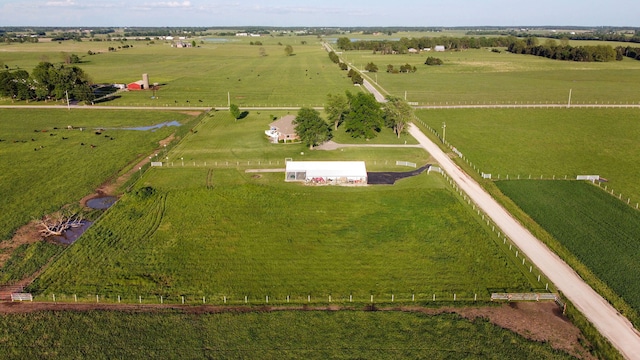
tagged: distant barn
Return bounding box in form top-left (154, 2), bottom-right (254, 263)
top-left (127, 74), bottom-right (150, 90)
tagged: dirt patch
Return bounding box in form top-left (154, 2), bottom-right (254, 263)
top-left (0, 220), bottom-right (42, 268)
top-left (179, 111), bottom-right (204, 117)
top-left (251, 174), bottom-right (262, 179)
top-left (0, 301), bottom-right (593, 358)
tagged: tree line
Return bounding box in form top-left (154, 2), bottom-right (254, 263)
top-left (336, 36), bottom-right (512, 53)
top-left (507, 37), bottom-right (619, 62)
top-left (0, 62), bottom-right (94, 102)
top-left (293, 92), bottom-right (414, 149)
top-left (337, 36), bottom-right (620, 62)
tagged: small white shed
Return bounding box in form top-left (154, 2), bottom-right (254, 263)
top-left (285, 161), bottom-right (367, 185)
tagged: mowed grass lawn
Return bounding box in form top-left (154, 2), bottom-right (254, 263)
top-left (344, 47), bottom-right (640, 104)
top-left (416, 108), bottom-right (640, 201)
top-left (0, 108), bottom-right (196, 241)
top-left (0, 37), bottom-right (358, 107)
top-left (31, 112), bottom-right (537, 301)
top-left (496, 180), bottom-right (640, 319)
top-left (0, 310), bottom-right (573, 359)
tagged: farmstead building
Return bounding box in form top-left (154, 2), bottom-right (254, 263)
top-left (285, 161), bottom-right (367, 185)
top-left (265, 115), bottom-right (299, 143)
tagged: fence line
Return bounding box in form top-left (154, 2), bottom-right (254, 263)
top-left (19, 289), bottom-right (557, 306)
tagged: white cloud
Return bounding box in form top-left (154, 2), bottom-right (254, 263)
top-left (147, 1), bottom-right (191, 8)
top-left (45, 0), bottom-right (75, 6)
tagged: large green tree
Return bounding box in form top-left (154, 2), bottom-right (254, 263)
top-left (337, 37), bottom-right (352, 50)
top-left (293, 107), bottom-right (331, 149)
top-left (383, 96), bottom-right (413, 138)
top-left (344, 92), bottom-right (383, 139)
top-left (229, 104), bottom-right (241, 119)
top-left (324, 92), bottom-right (350, 130)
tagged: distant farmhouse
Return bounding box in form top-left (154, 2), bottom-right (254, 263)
top-left (171, 41), bottom-right (192, 48)
top-left (265, 115), bottom-right (299, 143)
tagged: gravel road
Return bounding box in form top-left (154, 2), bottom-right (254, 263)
top-left (408, 124), bottom-right (640, 359)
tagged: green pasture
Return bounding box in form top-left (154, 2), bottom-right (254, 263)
top-left (496, 180), bottom-right (640, 319)
top-left (415, 108), bottom-right (640, 202)
top-left (0, 310), bottom-right (573, 359)
top-left (169, 110), bottom-right (420, 170)
top-left (0, 108), bottom-right (196, 241)
top-left (0, 37), bottom-right (358, 107)
top-left (342, 48), bottom-right (640, 104)
top-left (30, 111), bottom-right (539, 300)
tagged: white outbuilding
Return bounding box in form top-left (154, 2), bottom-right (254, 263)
top-left (285, 161), bottom-right (367, 185)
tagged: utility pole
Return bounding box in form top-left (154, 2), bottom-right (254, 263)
top-left (227, 92), bottom-right (230, 108)
top-left (567, 89), bottom-right (572, 108)
top-left (442, 122), bottom-right (446, 144)
top-left (65, 90), bottom-right (70, 110)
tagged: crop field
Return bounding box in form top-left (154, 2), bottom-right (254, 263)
top-left (343, 47), bottom-right (640, 104)
top-left (496, 180), bottom-right (640, 316)
top-left (0, 310), bottom-right (573, 359)
top-left (0, 36), bottom-right (358, 107)
top-left (0, 108), bottom-right (197, 241)
top-left (28, 111), bottom-right (540, 301)
top-left (415, 107), bottom-right (640, 202)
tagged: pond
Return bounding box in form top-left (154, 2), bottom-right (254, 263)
top-left (53, 220), bottom-right (93, 245)
top-left (86, 196), bottom-right (117, 210)
top-left (123, 120), bottom-right (181, 132)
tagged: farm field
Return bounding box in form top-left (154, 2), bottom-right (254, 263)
top-left (0, 309), bottom-right (575, 359)
top-left (341, 47), bottom-right (640, 104)
top-left (0, 36), bottom-right (358, 107)
top-left (30, 111), bottom-right (540, 301)
top-left (0, 108), bottom-right (197, 242)
top-left (415, 108), bottom-right (640, 202)
top-left (496, 180), bottom-right (640, 319)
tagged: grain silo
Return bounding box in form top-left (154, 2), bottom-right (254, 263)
top-left (142, 74), bottom-right (150, 90)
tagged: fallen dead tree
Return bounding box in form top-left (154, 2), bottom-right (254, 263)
top-left (38, 213), bottom-right (84, 238)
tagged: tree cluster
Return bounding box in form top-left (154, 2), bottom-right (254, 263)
top-left (347, 69), bottom-right (363, 85)
top-left (328, 51), bottom-right (340, 64)
top-left (386, 64), bottom-right (417, 73)
top-left (324, 91), bottom-right (413, 140)
top-left (425, 57), bottom-right (443, 65)
top-left (293, 107), bottom-right (331, 149)
top-left (0, 61), bottom-right (94, 102)
top-left (364, 62), bottom-right (378, 72)
top-left (507, 38), bottom-right (618, 62)
top-left (617, 46), bottom-right (640, 60)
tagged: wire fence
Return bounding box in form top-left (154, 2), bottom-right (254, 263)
top-left (19, 290), bottom-right (556, 306)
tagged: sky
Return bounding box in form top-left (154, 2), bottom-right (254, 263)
top-left (0, 0), bottom-right (638, 28)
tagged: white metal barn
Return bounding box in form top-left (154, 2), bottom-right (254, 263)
top-left (285, 161), bottom-right (367, 185)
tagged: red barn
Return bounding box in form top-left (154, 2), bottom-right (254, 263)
top-left (127, 80), bottom-right (145, 90)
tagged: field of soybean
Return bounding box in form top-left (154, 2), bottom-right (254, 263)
top-left (496, 180), bottom-right (640, 319)
top-left (0, 310), bottom-right (573, 359)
